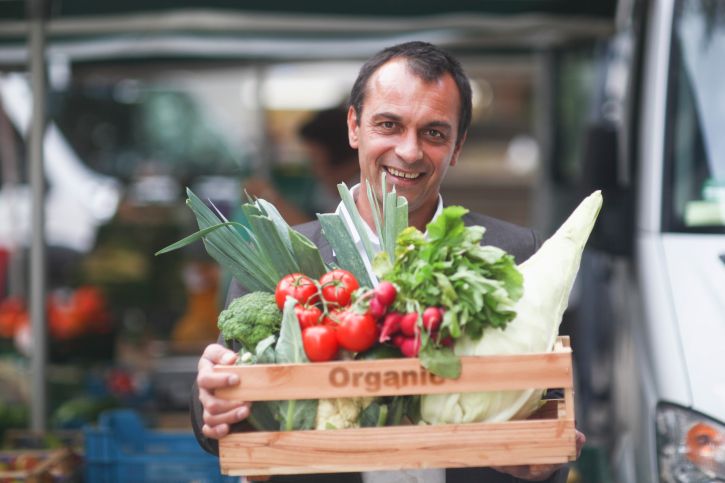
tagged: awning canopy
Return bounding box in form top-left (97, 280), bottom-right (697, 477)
top-left (0, 0), bottom-right (617, 65)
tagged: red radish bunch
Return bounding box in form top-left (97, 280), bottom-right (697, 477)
top-left (360, 281), bottom-right (450, 359)
top-left (378, 307), bottom-right (446, 357)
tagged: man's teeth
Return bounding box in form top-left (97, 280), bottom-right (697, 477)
top-left (386, 167), bottom-right (421, 179)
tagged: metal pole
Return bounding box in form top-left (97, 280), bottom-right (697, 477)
top-left (27, 0), bottom-right (47, 432)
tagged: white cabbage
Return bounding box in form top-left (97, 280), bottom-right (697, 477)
top-left (421, 191), bottom-right (603, 424)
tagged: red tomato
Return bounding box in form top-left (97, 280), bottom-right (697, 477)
top-left (302, 325), bottom-right (339, 362)
top-left (295, 304), bottom-right (322, 330)
top-left (335, 310), bottom-right (378, 353)
top-left (322, 308), bottom-right (343, 326)
top-left (319, 269), bottom-right (359, 307)
top-left (275, 273), bottom-right (319, 309)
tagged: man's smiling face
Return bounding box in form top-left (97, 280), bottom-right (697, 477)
top-left (347, 58), bottom-right (465, 230)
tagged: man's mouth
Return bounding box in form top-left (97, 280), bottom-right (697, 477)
top-left (384, 166), bottom-right (422, 180)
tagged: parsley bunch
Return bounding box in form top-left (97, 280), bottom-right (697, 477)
top-left (374, 206), bottom-right (524, 377)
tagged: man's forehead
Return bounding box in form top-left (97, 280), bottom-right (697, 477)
top-left (362, 60), bottom-right (459, 118)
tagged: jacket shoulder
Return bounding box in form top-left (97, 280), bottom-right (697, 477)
top-left (462, 211), bottom-right (541, 263)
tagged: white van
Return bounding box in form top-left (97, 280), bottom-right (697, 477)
top-left (584, 0), bottom-right (725, 481)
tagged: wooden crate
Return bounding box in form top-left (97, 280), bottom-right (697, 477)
top-left (214, 336), bottom-right (576, 476)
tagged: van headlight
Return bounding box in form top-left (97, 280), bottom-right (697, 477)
top-left (657, 403), bottom-right (725, 482)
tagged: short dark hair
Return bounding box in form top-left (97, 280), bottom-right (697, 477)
top-left (349, 41), bottom-right (472, 146)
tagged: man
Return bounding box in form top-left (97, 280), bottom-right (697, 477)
top-left (192, 41), bottom-right (584, 482)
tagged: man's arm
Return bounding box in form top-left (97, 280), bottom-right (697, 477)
top-left (191, 342), bottom-right (251, 455)
top-left (191, 279), bottom-right (252, 455)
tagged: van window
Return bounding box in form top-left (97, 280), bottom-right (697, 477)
top-left (665, 0), bottom-right (725, 232)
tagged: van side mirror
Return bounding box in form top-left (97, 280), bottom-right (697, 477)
top-left (580, 120), bottom-right (634, 257)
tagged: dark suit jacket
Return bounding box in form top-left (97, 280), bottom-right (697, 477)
top-left (191, 211), bottom-right (569, 483)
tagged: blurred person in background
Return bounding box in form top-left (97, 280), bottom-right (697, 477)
top-left (244, 106), bottom-right (359, 223)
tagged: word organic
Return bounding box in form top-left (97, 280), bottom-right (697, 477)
top-left (328, 366), bottom-right (446, 394)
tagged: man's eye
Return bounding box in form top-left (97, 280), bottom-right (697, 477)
top-left (425, 129), bottom-right (444, 139)
top-left (381, 121), bottom-right (396, 129)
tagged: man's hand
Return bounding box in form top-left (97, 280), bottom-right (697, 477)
top-left (197, 343), bottom-right (251, 439)
top-left (491, 429), bottom-right (586, 481)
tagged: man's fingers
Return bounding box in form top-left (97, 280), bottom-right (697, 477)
top-left (202, 423), bottom-right (230, 439)
top-left (199, 344), bottom-right (238, 369)
top-left (203, 403), bottom-right (250, 428)
top-left (197, 369), bottom-right (239, 391)
top-left (199, 387), bottom-right (247, 414)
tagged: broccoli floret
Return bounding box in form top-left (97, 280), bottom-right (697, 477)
top-left (217, 292), bottom-right (282, 350)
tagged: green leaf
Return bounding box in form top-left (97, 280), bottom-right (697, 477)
top-left (255, 335), bottom-right (277, 364)
top-left (275, 298), bottom-right (318, 430)
top-left (248, 214), bottom-right (300, 277)
top-left (256, 198), bottom-right (295, 254)
top-left (359, 401), bottom-right (385, 427)
top-left (387, 396), bottom-right (407, 426)
top-left (275, 298), bottom-right (308, 364)
top-left (371, 251), bottom-right (393, 279)
top-left (289, 228), bottom-right (328, 279)
top-left (418, 344), bottom-right (461, 379)
top-left (426, 205), bottom-right (468, 242)
top-left (338, 182), bottom-right (377, 260)
top-left (247, 401), bottom-right (279, 431)
top-left (317, 213), bottom-right (372, 287)
top-left (155, 221), bottom-right (245, 255)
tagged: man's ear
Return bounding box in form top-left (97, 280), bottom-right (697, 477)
top-left (450, 131), bottom-right (467, 167)
top-left (347, 105), bottom-right (359, 148)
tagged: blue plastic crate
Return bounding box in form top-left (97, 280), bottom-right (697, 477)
top-left (84, 409), bottom-right (237, 483)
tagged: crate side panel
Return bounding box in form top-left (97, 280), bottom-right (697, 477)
top-left (220, 419), bottom-right (576, 476)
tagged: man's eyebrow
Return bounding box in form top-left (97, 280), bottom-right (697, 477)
top-left (371, 112), bottom-right (403, 121)
top-left (371, 113), bottom-right (452, 131)
top-left (424, 121), bottom-right (453, 131)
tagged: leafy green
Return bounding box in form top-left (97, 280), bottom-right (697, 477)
top-left (359, 401), bottom-right (388, 427)
top-left (379, 206), bottom-right (524, 377)
top-left (275, 298), bottom-right (318, 431)
top-left (338, 182), bottom-right (376, 260)
top-left (317, 213), bottom-right (372, 287)
top-left (156, 188), bottom-right (328, 292)
top-left (418, 343), bottom-right (461, 379)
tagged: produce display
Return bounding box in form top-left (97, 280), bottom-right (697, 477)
top-left (159, 175), bottom-right (602, 432)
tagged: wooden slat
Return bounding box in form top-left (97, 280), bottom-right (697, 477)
top-left (219, 417), bottom-right (576, 476)
top-left (215, 348), bottom-right (573, 402)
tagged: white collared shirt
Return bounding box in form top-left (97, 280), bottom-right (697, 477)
top-left (334, 184), bottom-right (445, 483)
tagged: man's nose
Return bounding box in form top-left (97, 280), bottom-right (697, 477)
top-left (394, 130), bottom-right (422, 163)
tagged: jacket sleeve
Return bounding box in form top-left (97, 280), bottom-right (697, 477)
top-left (447, 466), bottom-right (568, 482)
